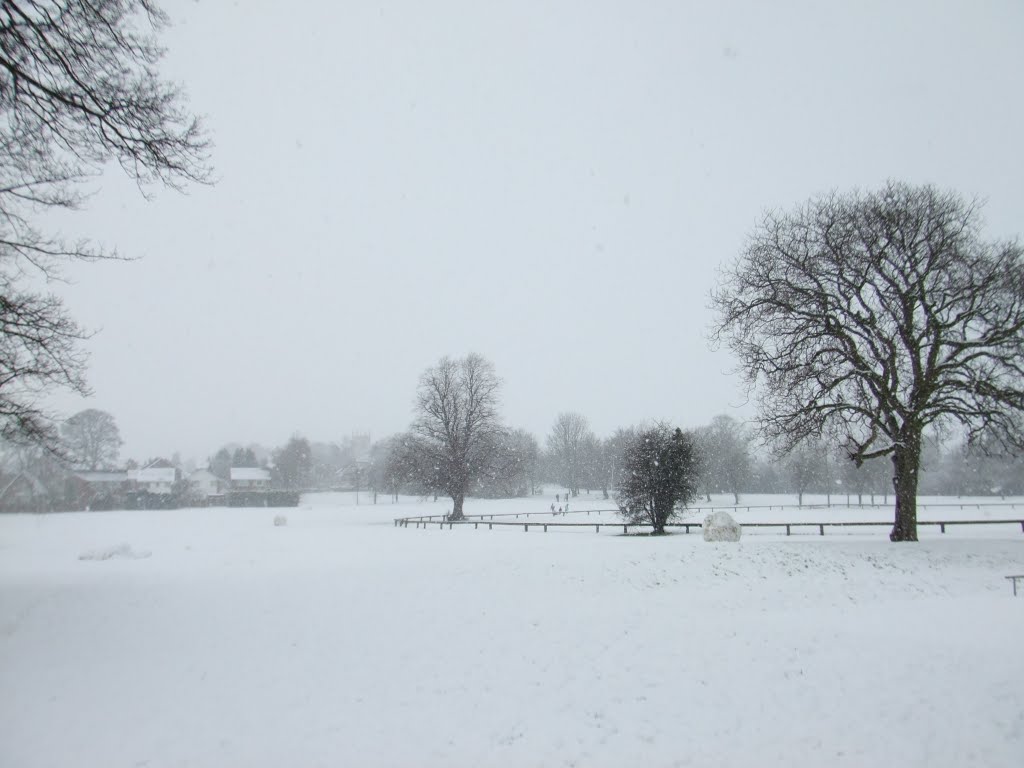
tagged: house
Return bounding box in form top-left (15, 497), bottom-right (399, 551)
top-left (130, 459), bottom-right (181, 495)
top-left (67, 471), bottom-right (130, 511)
top-left (230, 467), bottom-right (271, 490)
top-left (189, 468), bottom-right (226, 499)
top-left (0, 472), bottom-right (52, 513)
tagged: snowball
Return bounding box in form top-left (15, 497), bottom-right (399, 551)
top-left (703, 510), bottom-right (741, 542)
top-left (273, 515), bottom-right (288, 527)
top-left (79, 543), bottom-right (151, 561)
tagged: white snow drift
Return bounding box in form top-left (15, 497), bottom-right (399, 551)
top-left (77, 542), bottom-right (151, 561)
top-left (703, 509), bottom-right (742, 541)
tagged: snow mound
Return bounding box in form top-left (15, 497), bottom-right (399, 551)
top-left (273, 515), bottom-right (288, 527)
top-left (703, 511), bottom-right (741, 542)
top-left (78, 543), bottom-right (152, 561)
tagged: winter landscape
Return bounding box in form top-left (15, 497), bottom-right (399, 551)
top-left (2, 491), bottom-right (1023, 768)
top-left (2, 3), bottom-right (1024, 768)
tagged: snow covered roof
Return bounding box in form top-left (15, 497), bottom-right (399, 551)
top-left (230, 467), bottom-right (271, 481)
top-left (134, 468), bottom-right (176, 484)
top-left (74, 471), bottom-right (129, 484)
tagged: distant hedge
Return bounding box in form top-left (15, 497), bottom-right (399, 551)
top-left (121, 490), bottom-right (300, 510)
top-left (227, 490), bottom-right (300, 508)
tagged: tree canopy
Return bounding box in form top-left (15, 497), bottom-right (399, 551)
top-left (60, 408), bottom-right (121, 470)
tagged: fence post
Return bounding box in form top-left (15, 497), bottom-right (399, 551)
top-left (818, 524), bottom-right (824, 536)
top-left (543, 524), bottom-right (548, 532)
top-left (524, 524), bottom-right (528, 532)
top-left (623, 524), bottom-right (627, 534)
top-left (940, 523), bottom-right (946, 533)
top-left (595, 524), bottom-right (600, 533)
top-left (786, 524), bottom-right (790, 536)
top-left (489, 522), bottom-right (493, 530)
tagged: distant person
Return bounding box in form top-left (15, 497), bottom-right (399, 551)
top-left (556, 493), bottom-right (560, 503)
top-left (565, 502), bottom-right (569, 513)
top-left (550, 503), bottom-right (556, 514)
top-left (558, 506), bottom-right (563, 514)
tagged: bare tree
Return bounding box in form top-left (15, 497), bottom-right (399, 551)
top-left (597, 428), bottom-right (636, 501)
top-left (0, 1), bottom-right (211, 445)
top-left (694, 414), bottom-right (752, 504)
top-left (784, 440), bottom-right (826, 507)
top-left (712, 182), bottom-right (1024, 541)
top-left (411, 353), bottom-right (502, 521)
top-left (546, 412), bottom-right (594, 497)
top-left (60, 408), bottom-right (121, 469)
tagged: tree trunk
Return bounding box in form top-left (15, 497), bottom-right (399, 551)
top-left (733, 491), bottom-right (740, 505)
top-left (890, 434), bottom-right (921, 542)
top-left (450, 493), bottom-right (465, 521)
top-left (652, 508), bottom-right (666, 535)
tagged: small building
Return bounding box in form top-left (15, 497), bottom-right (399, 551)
top-left (189, 468), bottom-right (225, 499)
top-left (230, 467), bottom-right (271, 490)
top-left (0, 472), bottom-right (53, 513)
top-left (67, 471), bottom-right (130, 511)
top-left (130, 459), bottom-right (181, 495)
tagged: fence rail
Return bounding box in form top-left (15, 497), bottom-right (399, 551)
top-left (393, 499), bottom-right (1022, 526)
top-left (393, 513), bottom-right (1024, 536)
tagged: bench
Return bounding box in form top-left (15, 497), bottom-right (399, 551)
top-left (1006, 575), bottom-right (1024, 596)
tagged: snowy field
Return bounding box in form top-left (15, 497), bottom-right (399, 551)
top-left (2, 492), bottom-right (1023, 768)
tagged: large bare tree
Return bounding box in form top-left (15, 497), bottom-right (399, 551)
top-left (60, 407), bottom-right (121, 470)
top-left (712, 182), bottom-right (1024, 541)
top-left (0, 1), bottom-right (211, 444)
top-left (411, 353), bottom-right (502, 521)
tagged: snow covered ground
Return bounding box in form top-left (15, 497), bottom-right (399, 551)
top-left (2, 492), bottom-right (1022, 767)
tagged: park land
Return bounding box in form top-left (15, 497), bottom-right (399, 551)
top-left (1, 491), bottom-right (1022, 767)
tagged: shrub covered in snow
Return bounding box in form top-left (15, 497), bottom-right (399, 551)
top-left (615, 423), bottom-right (699, 534)
top-left (273, 515), bottom-right (288, 527)
top-left (703, 510), bottom-right (741, 542)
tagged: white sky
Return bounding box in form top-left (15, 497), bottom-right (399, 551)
top-left (47, 0), bottom-right (1024, 462)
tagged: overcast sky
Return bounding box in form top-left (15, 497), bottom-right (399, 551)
top-left (46, 0), bottom-right (1024, 463)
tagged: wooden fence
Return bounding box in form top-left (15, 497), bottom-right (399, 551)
top-left (393, 504), bottom-right (1024, 536)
